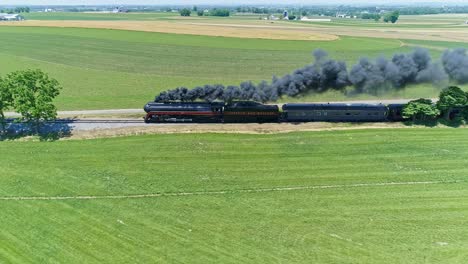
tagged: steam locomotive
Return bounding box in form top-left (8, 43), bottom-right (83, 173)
top-left (144, 101), bottom-right (280, 123)
top-left (143, 101), bottom-right (405, 123)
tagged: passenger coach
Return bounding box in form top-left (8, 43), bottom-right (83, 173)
top-left (282, 103), bottom-right (388, 122)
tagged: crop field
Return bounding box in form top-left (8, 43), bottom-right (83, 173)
top-left (0, 26), bottom-right (403, 110)
top-left (1, 129), bottom-right (468, 263)
top-left (2, 10), bottom-right (468, 264)
top-left (0, 23), bottom-right (467, 110)
top-left (22, 11), bottom-right (180, 21)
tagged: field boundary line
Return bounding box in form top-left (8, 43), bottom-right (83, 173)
top-left (0, 180), bottom-right (458, 201)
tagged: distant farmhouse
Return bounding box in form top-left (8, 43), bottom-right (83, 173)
top-left (301, 16), bottom-right (332, 22)
top-left (112, 7), bottom-right (129, 13)
top-left (0, 13), bottom-right (24, 21)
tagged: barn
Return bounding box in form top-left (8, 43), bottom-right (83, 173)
top-left (0, 13), bottom-right (25, 21)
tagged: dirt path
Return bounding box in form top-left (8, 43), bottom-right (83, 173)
top-left (0, 180), bottom-right (452, 201)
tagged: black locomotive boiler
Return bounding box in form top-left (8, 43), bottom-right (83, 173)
top-left (144, 102), bottom-right (224, 123)
top-left (144, 101), bottom-right (279, 123)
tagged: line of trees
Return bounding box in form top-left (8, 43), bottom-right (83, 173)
top-left (0, 69), bottom-right (61, 134)
top-left (196, 8), bottom-right (230, 17)
top-left (361, 13), bottom-right (381, 21)
top-left (403, 86), bottom-right (468, 122)
top-left (208, 9), bottom-right (230, 17)
top-left (1, 7), bottom-right (30, 14)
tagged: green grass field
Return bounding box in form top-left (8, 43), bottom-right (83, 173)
top-left (2, 12), bottom-right (468, 264)
top-left (23, 11), bottom-right (179, 21)
top-left (1, 26), bottom-right (467, 110)
top-left (1, 129), bottom-right (467, 263)
top-left (23, 12), bottom-right (468, 27)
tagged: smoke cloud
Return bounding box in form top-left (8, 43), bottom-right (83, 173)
top-left (442, 48), bottom-right (468, 84)
top-left (155, 47), bottom-right (464, 103)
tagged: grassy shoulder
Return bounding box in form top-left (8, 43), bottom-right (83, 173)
top-left (1, 129), bottom-right (467, 262)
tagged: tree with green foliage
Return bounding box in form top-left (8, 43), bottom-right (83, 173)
top-left (179, 8), bottom-right (191, 16)
top-left (361, 13), bottom-right (381, 21)
top-left (197, 10), bottom-right (204, 16)
top-left (383, 11), bottom-right (400, 23)
top-left (402, 98), bottom-right (440, 121)
top-left (209, 9), bottom-right (230, 17)
top-left (0, 77), bottom-right (13, 134)
top-left (193, 6), bottom-right (198, 12)
top-left (5, 69), bottom-right (61, 131)
top-left (437, 86), bottom-right (467, 120)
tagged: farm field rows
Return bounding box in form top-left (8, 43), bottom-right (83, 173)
top-left (21, 12), bottom-right (468, 26)
top-left (0, 25), bottom-right (466, 110)
top-left (1, 10), bottom-right (468, 264)
top-left (1, 129), bottom-right (468, 263)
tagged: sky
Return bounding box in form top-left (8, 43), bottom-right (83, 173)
top-left (0, 0), bottom-right (464, 6)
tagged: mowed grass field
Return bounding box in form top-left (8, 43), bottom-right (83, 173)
top-left (0, 24), bottom-right (467, 110)
top-left (23, 11), bottom-right (179, 21)
top-left (1, 129), bottom-right (468, 263)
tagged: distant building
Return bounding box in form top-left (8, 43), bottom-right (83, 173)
top-left (269, 15), bottom-right (279, 20)
top-left (283, 10), bottom-right (288, 18)
top-left (336, 13), bottom-right (346, 18)
top-left (301, 16), bottom-right (331, 22)
top-left (112, 7), bottom-right (129, 13)
top-left (0, 13), bottom-right (24, 21)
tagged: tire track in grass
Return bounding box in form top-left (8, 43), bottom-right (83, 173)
top-left (0, 180), bottom-right (459, 201)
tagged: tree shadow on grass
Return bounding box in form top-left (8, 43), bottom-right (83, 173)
top-left (402, 118), bottom-right (465, 128)
top-left (0, 121), bottom-right (73, 141)
top-left (402, 120), bottom-right (439, 127)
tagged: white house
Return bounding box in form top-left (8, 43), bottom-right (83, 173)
top-left (300, 16), bottom-right (331, 22)
top-left (0, 14), bottom-right (24, 21)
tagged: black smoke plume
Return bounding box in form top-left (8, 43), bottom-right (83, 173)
top-left (442, 48), bottom-right (468, 84)
top-left (349, 48), bottom-right (447, 94)
top-left (155, 47), bottom-right (462, 103)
